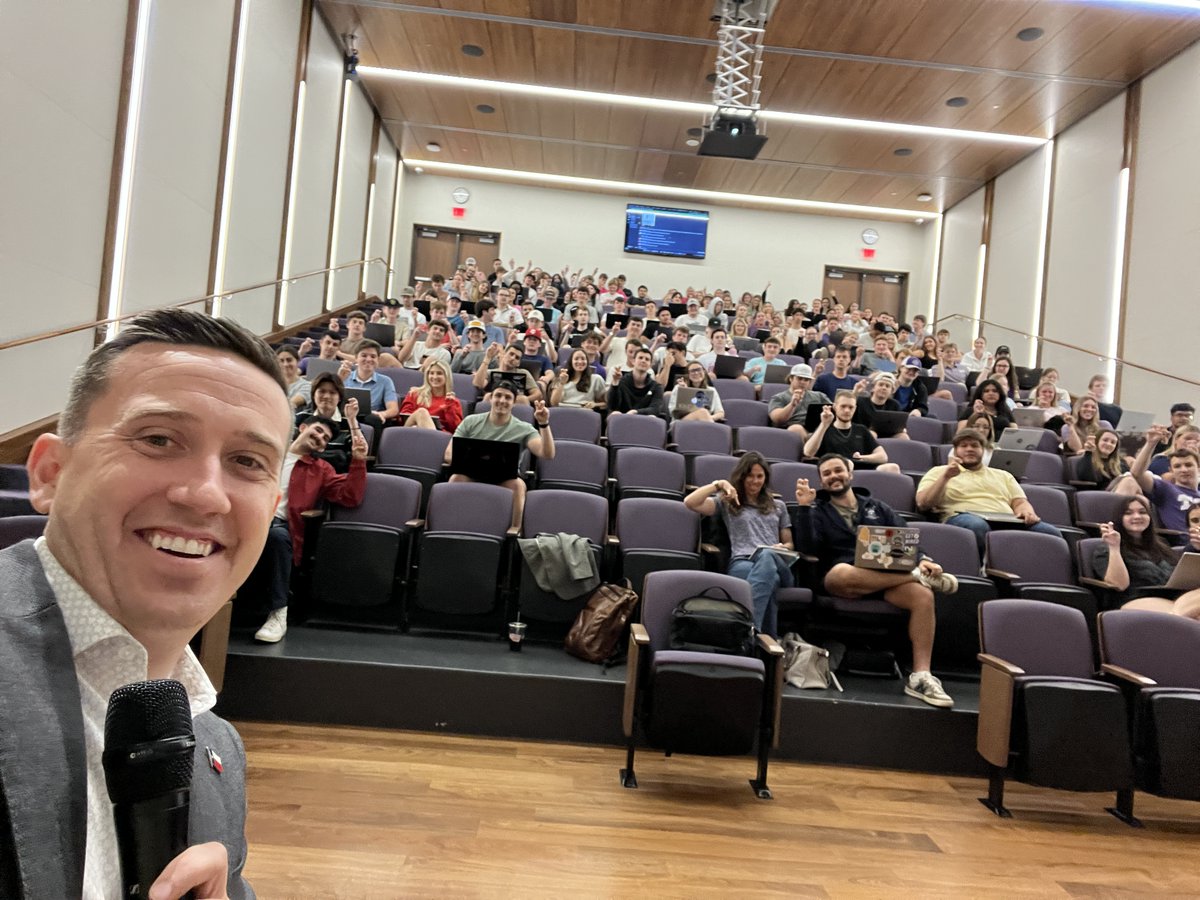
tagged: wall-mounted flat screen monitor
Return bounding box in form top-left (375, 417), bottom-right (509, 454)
top-left (624, 204), bottom-right (709, 259)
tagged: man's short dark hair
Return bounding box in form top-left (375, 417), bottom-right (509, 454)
top-left (763, 335), bottom-right (782, 347)
top-left (1170, 448), bottom-right (1200, 466)
top-left (633, 347), bottom-right (654, 361)
top-left (666, 340), bottom-right (687, 352)
top-left (309, 372), bottom-right (344, 403)
top-left (428, 319), bottom-right (450, 333)
top-left (833, 346), bottom-right (851, 356)
top-left (347, 310), bottom-right (367, 323)
top-left (492, 380), bottom-right (519, 399)
top-left (817, 452), bottom-right (852, 472)
top-left (301, 414), bottom-right (338, 437)
top-left (580, 330), bottom-right (601, 344)
top-left (59, 308), bottom-right (285, 445)
top-left (475, 299), bottom-right (496, 315)
top-left (322, 329), bottom-right (342, 343)
top-left (276, 345), bottom-right (299, 362)
top-left (357, 340), bottom-right (382, 356)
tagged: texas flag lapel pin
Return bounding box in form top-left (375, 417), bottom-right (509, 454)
top-left (206, 746), bottom-right (224, 774)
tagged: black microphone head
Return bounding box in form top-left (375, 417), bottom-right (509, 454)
top-left (103, 679), bottom-right (196, 804)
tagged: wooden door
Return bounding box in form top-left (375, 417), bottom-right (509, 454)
top-left (861, 273), bottom-right (906, 318)
top-left (459, 232), bottom-right (500, 270)
top-left (410, 227), bottom-right (459, 284)
top-left (823, 269), bottom-right (861, 307)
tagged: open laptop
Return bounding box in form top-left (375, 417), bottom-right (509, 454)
top-left (341, 387), bottom-right (373, 415)
top-left (486, 369), bottom-right (529, 394)
top-left (999, 428), bottom-right (1051, 452)
top-left (1166, 552), bottom-right (1200, 591)
top-left (673, 386), bottom-right (716, 418)
top-left (668, 302), bottom-right (690, 319)
top-left (1115, 410), bottom-right (1155, 435)
top-left (988, 448), bottom-right (1031, 480)
top-left (869, 410), bottom-right (910, 439)
top-left (640, 320), bottom-right (661, 340)
top-left (763, 364), bottom-right (793, 385)
top-left (713, 355), bottom-right (746, 379)
top-left (306, 358), bottom-right (343, 380)
top-left (449, 437), bottom-right (521, 484)
top-left (364, 322), bottom-right (396, 347)
top-left (1011, 407), bottom-right (1050, 428)
top-left (604, 313), bottom-right (630, 330)
top-left (855, 525), bottom-right (921, 571)
top-left (732, 336), bottom-right (761, 353)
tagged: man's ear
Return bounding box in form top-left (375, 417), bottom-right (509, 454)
top-left (26, 433), bottom-right (67, 514)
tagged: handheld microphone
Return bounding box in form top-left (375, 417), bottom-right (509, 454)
top-left (103, 679), bottom-right (197, 899)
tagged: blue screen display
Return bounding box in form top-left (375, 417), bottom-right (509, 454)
top-left (624, 205), bottom-right (708, 259)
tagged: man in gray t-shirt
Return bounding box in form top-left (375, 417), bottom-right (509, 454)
top-left (767, 363), bottom-right (829, 437)
top-left (445, 380), bottom-right (556, 528)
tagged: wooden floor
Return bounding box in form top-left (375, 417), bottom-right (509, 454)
top-left (239, 721), bottom-right (1200, 899)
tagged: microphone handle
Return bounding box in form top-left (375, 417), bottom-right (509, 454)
top-left (112, 790), bottom-right (195, 900)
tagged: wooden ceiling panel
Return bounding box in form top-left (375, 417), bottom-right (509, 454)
top-left (328, 0), bottom-right (1200, 215)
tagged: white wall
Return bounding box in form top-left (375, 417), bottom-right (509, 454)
top-left (387, 160), bottom-right (408, 297)
top-left (220, 0), bottom-right (303, 335)
top-left (1042, 96), bottom-right (1125, 391)
top-left (397, 173), bottom-right (933, 313)
top-left (328, 86), bottom-right (373, 310)
top-left (934, 187), bottom-right (985, 346)
top-left (365, 141), bottom-right (398, 298)
top-left (982, 144), bottom-right (1052, 368)
top-left (121, 1), bottom-right (235, 315)
top-left (282, 21), bottom-right (343, 325)
top-left (0, 1), bottom-right (129, 433)
top-left (1124, 40), bottom-right (1200, 412)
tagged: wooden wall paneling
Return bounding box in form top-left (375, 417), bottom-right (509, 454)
top-left (572, 144), bottom-right (611, 182)
top-left (1114, 83), bottom-right (1140, 401)
top-left (206, 0), bottom-right (245, 315)
top-left (631, 152), bottom-right (670, 187)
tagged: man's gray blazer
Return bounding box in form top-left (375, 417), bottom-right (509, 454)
top-left (0, 540), bottom-right (254, 899)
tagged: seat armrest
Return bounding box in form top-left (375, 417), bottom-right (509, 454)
top-left (756, 633), bottom-right (784, 657)
top-left (622, 624), bottom-right (652, 737)
top-left (505, 526), bottom-right (520, 538)
top-left (700, 543), bottom-right (721, 556)
top-left (1069, 480), bottom-right (1098, 489)
top-left (405, 518), bottom-right (425, 529)
top-left (630, 623), bottom-right (650, 645)
top-left (1101, 663), bottom-right (1157, 687)
top-left (607, 534), bottom-right (620, 548)
top-left (978, 653), bottom-right (1025, 676)
top-left (300, 509), bottom-right (326, 520)
top-left (1079, 576), bottom-right (1120, 591)
top-left (985, 567), bottom-right (1020, 581)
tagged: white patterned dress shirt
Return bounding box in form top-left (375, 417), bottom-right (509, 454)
top-left (34, 537), bottom-right (217, 900)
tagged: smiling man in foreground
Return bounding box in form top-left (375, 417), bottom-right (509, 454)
top-left (1, 308), bottom-right (291, 899)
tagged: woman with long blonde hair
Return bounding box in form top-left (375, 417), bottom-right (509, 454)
top-left (398, 358), bottom-right (463, 433)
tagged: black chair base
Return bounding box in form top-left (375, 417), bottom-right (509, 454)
top-left (1106, 789), bottom-right (1143, 828)
top-left (619, 767), bottom-right (638, 789)
top-left (979, 766), bottom-right (1013, 818)
top-left (749, 778), bottom-right (773, 800)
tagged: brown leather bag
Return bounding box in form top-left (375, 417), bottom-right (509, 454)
top-left (564, 580), bottom-right (639, 664)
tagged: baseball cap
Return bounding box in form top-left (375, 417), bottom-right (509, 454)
top-left (873, 372), bottom-right (897, 384)
top-left (467, 319), bottom-right (485, 331)
top-left (789, 363), bottom-right (814, 379)
top-left (687, 298), bottom-right (699, 307)
top-left (400, 286), bottom-right (416, 297)
top-left (708, 317), bottom-right (723, 329)
top-left (901, 356), bottom-right (922, 369)
top-left (1171, 403), bottom-right (1195, 414)
top-left (383, 298), bottom-right (401, 308)
top-left (526, 309), bottom-right (545, 321)
top-left (525, 328), bottom-right (544, 340)
top-left (995, 345), bottom-right (1011, 355)
top-left (464, 256), bottom-right (477, 265)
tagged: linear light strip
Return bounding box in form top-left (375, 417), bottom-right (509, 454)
top-left (359, 67), bottom-right (1046, 147)
top-left (387, 154), bottom-right (403, 297)
top-left (360, 182), bottom-right (376, 293)
top-left (404, 160), bottom-right (936, 221)
top-left (212, 0), bottom-right (251, 318)
top-left (1107, 166), bottom-right (1132, 385)
top-left (104, 0), bottom-right (154, 340)
top-left (326, 78), bottom-right (354, 311)
top-left (973, 243), bottom-right (988, 341)
top-left (278, 79), bottom-right (307, 326)
top-left (1029, 141), bottom-right (1055, 367)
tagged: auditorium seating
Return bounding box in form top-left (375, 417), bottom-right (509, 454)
top-left (984, 531), bottom-right (1101, 638)
top-left (612, 447), bottom-right (686, 503)
top-left (614, 498), bottom-right (702, 596)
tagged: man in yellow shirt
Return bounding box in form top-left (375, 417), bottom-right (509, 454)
top-left (916, 431), bottom-right (1062, 552)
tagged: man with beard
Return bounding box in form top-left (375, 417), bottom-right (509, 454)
top-left (794, 454), bottom-right (957, 707)
top-left (916, 431), bottom-right (1063, 552)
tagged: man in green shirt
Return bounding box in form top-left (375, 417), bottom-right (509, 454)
top-left (445, 380), bottom-right (555, 527)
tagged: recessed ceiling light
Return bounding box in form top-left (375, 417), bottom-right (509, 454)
top-left (476, 103), bottom-right (495, 114)
top-left (917, 192), bottom-right (933, 202)
top-left (993, 104), bottom-right (1001, 110)
top-left (686, 138), bottom-right (700, 147)
top-left (894, 148), bottom-right (913, 157)
top-left (425, 142), bottom-right (441, 152)
top-left (413, 166), bottom-right (424, 174)
top-left (461, 44), bottom-right (484, 57)
top-left (915, 218), bottom-right (925, 224)
top-left (1016, 27), bottom-right (1044, 42)
top-left (890, 192), bottom-right (898, 196)
top-left (687, 126), bottom-right (703, 137)
top-left (945, 97), bottom-right (969, 108)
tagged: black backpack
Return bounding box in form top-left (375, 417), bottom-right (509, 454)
top-left (668, 587), bottom-right (756, 656)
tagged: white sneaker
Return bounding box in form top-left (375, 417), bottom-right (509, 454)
top-left (913, 567), bottom-right (959, 595)
top-left (906, 672), bottom-right (954, 708)
top-left (254, 608), bottom-right (287, 643)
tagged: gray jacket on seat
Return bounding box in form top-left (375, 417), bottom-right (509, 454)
top-left (517, 532), bottom-right (600, 599)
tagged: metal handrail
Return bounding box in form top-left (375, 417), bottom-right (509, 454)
top-left (0, 258), bottom-right (391, 353)
top-left (934, 313), bottom-right (1200, 390)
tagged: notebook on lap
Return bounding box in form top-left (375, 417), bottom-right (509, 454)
top-left (449, 437), bottom-right (521, 484)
